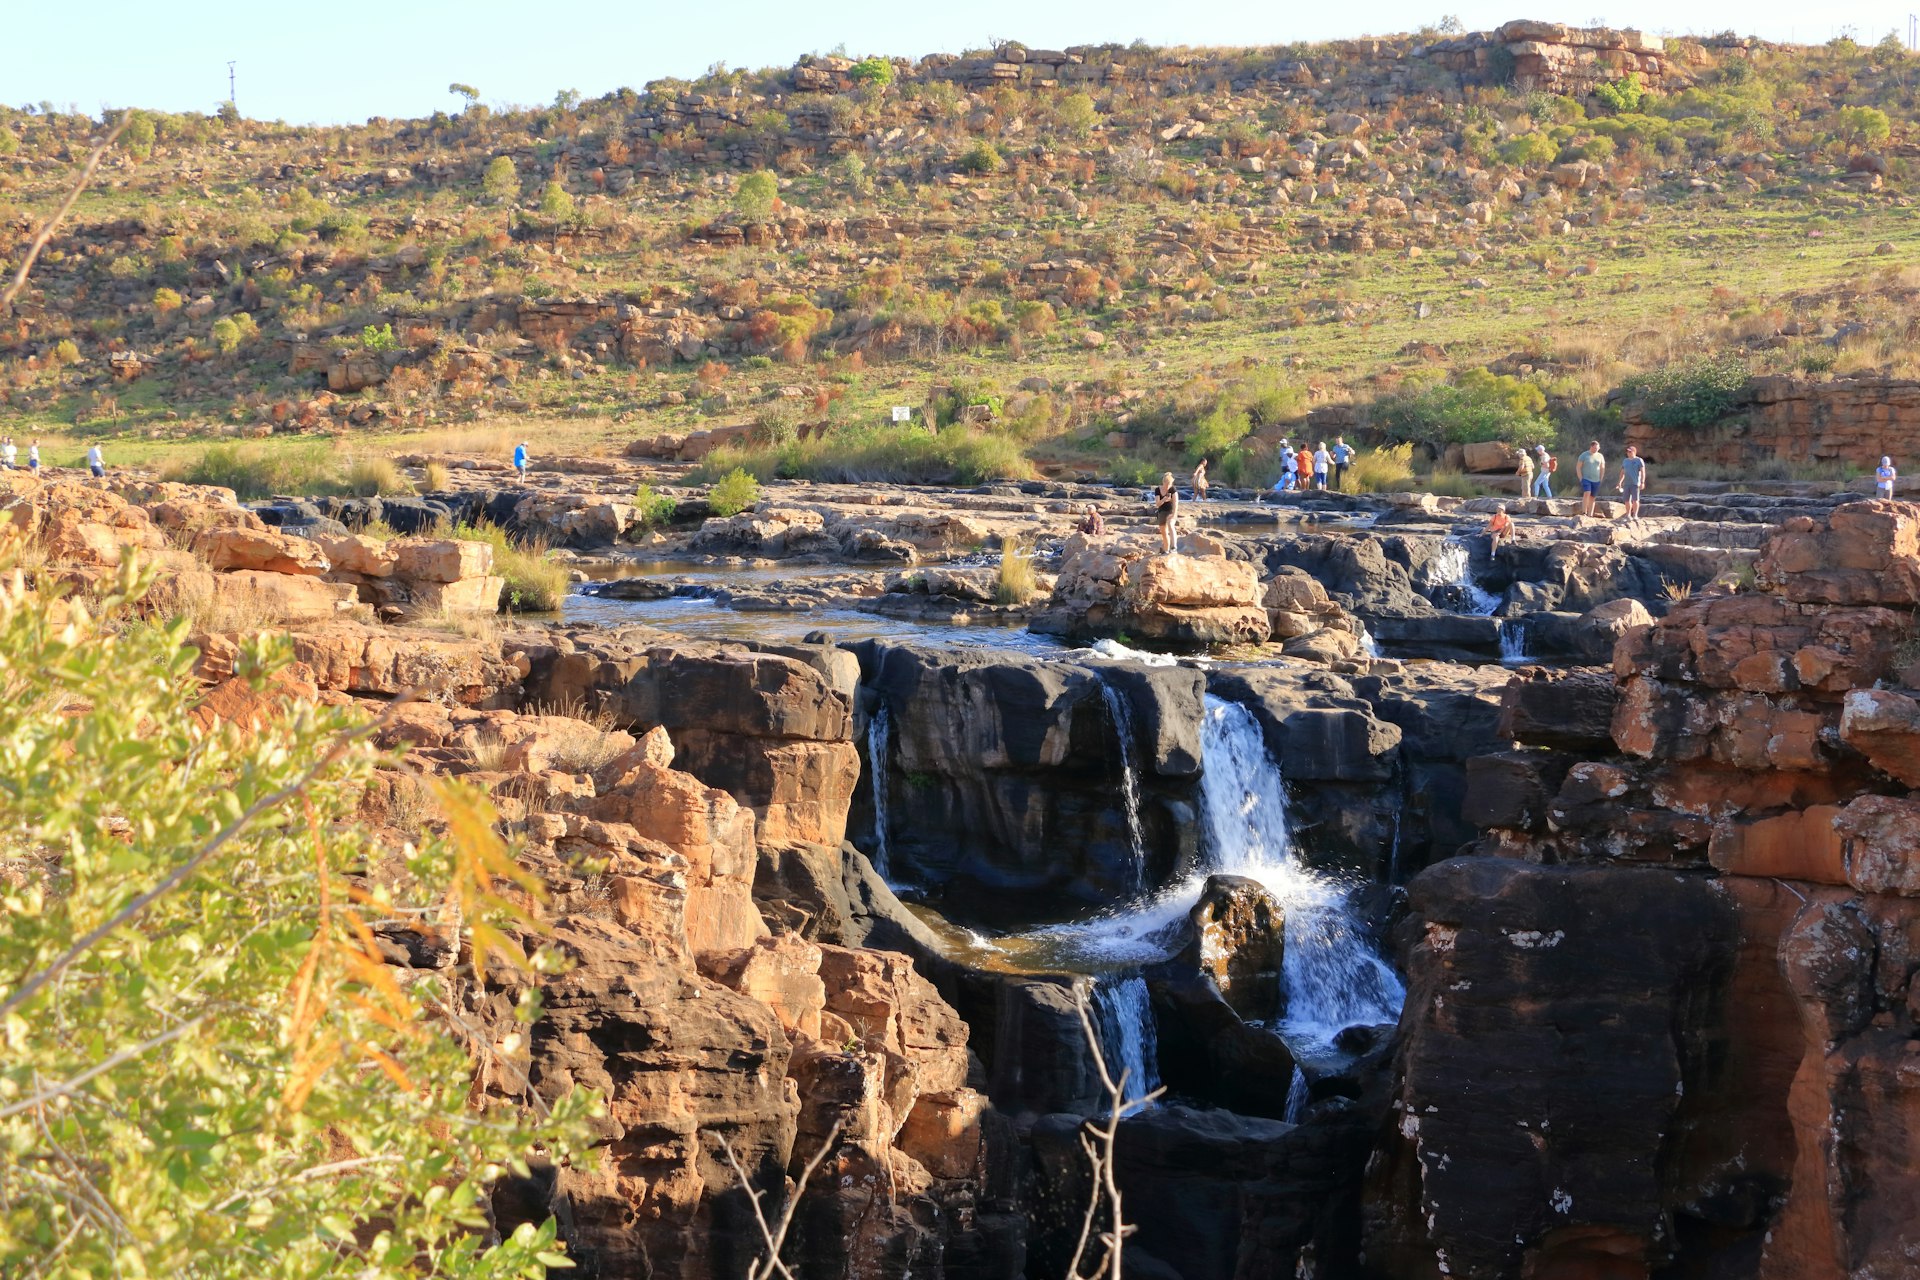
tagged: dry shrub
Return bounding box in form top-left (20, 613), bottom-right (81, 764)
top-left (995, 536), bottom-right (1038, 605)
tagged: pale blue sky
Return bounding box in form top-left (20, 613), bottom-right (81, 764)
top-left (12, 0), bottom-right (1912, 125)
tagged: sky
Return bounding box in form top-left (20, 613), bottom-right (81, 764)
top-left (11, 0), bottom-right (1914, 125)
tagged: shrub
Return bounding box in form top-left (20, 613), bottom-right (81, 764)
top-left (633, 482), bottom-right (678, 527)
top-left (1371, 369), bottom-right (1554, 447)
top-left (481, 154), bottom-right (518, 201)
top-left (707, 466), bottom-right (762, 516)
top-left (1594, 74), bottom-right (1647, 114)
top-left (848, 56), bottom-right (894, 87)
top-left (694, 424), bottom-right (1034, 485)
top-left (449, 520), bottom-right (567, 611)
top-left (1056, 92), bottom-right (1100, 138)
top-left (538, 180), bottom-right (575, 217)
top-left (1616, 355), bottom-right (1750, 428)
top-left (121, 110), bottom-right (156, 157)
top-left (1835, 105), bottom-right (1892, 146)
top-left (52, 339), bottom-right (80, 365)
top-left (1185, 402), bottom-right (1252, 462)
top-left (734, 170), bottom-right (779, 221)
top-left (0, 566), bottom-right (589, 1277)
top-left (995, 536), bottom-right (1039, 604)
top-left (1498, 132), bottom-right (1559, 166)
top-left (958, 141), bottom-right (1004, 174)
top-left (0, 127), bottom-right (16, 155)
top-left (152, 286), bottom-right (182, 314)
top-left (361, 322), bottom-right (397, 352)
top-left (422, 460), bottom-right (450, 491)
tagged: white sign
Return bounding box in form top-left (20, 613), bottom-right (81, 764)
top-left (891, 405), bottom-right (913, 423)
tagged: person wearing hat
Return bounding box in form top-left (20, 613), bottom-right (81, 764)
top-left (513, 440), bottom-right (529, 479)
top-left (1877, 456), bottom-right (1897, 499)
top-left (1532, 444), bottom-right (1555, 499)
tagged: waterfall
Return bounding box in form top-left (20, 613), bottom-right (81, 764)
top-left (1090, 973), bottom-right (1161, 1105)
top-left (1030, 696), bottom-right (1405, 1057)
top-left (1195, 696), bottom-right (1405, 1051)
top-left (866, 703), bottom-right (892, 878)
top-left (1431, 537), bottom-right (1501, 616)
top-left (1356, 622), bottom-right (1382, 660)
top-left (1096, 679), bottom-right (1149, 894)
top-left (1283, 1065), bottom-right (1310, 1123)
top-left (1500, 617), bottom-right (1532, 664)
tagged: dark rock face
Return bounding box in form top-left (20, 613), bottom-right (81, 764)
top-left (1366, 858), bottom-right (1750, 1280)
top-left (1253, 532), bottom-right (1428, 613)
top-left (850, 642), bottom-right (1205, 917)
top-left (1497, 667), bottom-right (1619, 752)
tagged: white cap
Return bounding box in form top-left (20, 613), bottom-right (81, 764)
top-left (1884, 456), bottom-right (1892, 466)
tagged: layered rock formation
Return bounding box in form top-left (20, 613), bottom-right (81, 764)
top-left (1033, 534), bottom-right (1272, 647)
top-left (1625, 375), bottom-right (1920, 472)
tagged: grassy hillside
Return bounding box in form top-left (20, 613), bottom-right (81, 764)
top-left (3, 23), bottom-right (1917, 484)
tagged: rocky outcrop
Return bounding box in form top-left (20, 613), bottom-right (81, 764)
top-left (1625, 375), bottom-right (1920, 472)
top-left (1033, 535), bottom-right (1271, 647)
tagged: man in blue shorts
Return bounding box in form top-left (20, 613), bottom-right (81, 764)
top-left (1574, 440), bottom-right (1606, 518)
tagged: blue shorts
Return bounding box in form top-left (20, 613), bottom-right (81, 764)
top-left (1580, 479), bottom-right (1600, 496)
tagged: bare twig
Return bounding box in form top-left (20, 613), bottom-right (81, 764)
top-left (714, 1118), bottom-right (845, 1280)
top-left (0, 1018), bottom-right (205, 1121)
top-left (1068, 988), bottom-right (1165, 1280)
top-left (0, 695), bottom-right (414, 1022)
top-left (1, 112), bottom-right (132, 315)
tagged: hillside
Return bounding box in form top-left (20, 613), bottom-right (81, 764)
top-left (2, 19), bottom-right (1918, 484)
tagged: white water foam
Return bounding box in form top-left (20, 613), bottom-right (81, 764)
top-left (866, 703), bottom-right (893, 878)
top-left (1431, 538), bottom-right (1502, 616)
top-left (1022, 695), bottom-right (1404, 1055)
top-left (1096, 679), bottom-right (1150, 895)
top-left (1499, 617), bottom-right (1532, 664)
top-left (1086, 637), bottom-right (1184, 667)
top-left (1090, 972), bottom-right (1162, 1104)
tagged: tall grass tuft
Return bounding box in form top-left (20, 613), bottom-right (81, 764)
top-left (164, 442), bottom-right (341, 500)
top-left (1344, 444), bottom-right (1418, 493)
top-left (447, 520), bottom-right (569, 612)
top-left (345, 455), bottom-right (410, 497)
top-left (693, 424), bottom-right (1036, 485)
top-left (994, 536), bottom-right (1039, 605)
top-left (422, 461), bottom-right (451, 492)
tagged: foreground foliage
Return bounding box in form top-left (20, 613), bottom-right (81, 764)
top-left (0, 553), bottom-right (592, 1277)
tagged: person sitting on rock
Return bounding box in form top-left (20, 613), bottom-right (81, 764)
top-left (1488, 503), bottom-right (1514, 554)
top-left (1078, 504), bottom-right (1105, 536)
top-left (1878, 456), bottom-right (1897, 499)
top-left (1153, 472), bottom-right (1180, 555)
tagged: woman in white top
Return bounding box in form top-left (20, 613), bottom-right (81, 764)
top-left (1877, 456), bottom-right (1897, 499)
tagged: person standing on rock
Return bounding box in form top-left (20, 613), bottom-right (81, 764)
top-left (86, 444), bottom-right (105, 479)
top-left (1296, 443), bottom-right (1314, 491)
top-left (1514, 448), bottom-right (1535, 500)
top-left (1192, 458), bottom-right (1209, 504)
top-left (1154, 472), bottom-right (1180, 555)
top-left (1533, 444), bottom-right (1555, 499)
top-left (1615, 445), bottom-right (1646, 520)
top-left (1312, 441), bottom-right (1331, 491)
top-left (27, 441), bottom-right (40, 474)
top-left (0, 437), bottom-right (14, 470)
top-left (513, 441), bottom-right (529, 479)
top-left (1575, 440), bottom-right (1606, 518)
top-left (1877, 456), bottom-right (1897, 499)
top-left (1331, 437), bottom-right (1354, 491)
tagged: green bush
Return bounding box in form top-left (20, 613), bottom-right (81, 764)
top-left (1616, 355), bottom-right (1750, 428)
top-left (633, 483), bottom-right (678, 528)
top-left (481, 154), bottom-right (518, 201)
top-left (1371, 369), bottom-right (1554, 447)
top-left (694, 424), bottom-right (1034, 486)
top-left (958, 141), bottom-right (1004, 174)
top-left (707, 467), bottom-right (762, 516)
top-left (361, 322), bottom-right (398, 352)
top-left (165, 442), bottom-right (343, 499)
top-left (1185, 402), bottom-right (1252, 462)
top-left (734, 170), bottom-right (778, 221)
top-left (1498, 132), bottom-right (1559, 166)
top-left (1594, 73), bottom-right (1647, 114)
top-left (849, 57), bottom-right (894, 86)
top-left (538, 180), bottom-right (575, 217)
top-left (0, 568), bottom-right (589, 1278)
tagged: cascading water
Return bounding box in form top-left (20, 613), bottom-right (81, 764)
top-left (1499, 617), bottom-right (1532, 664)
top-left (1028, 695), bottom-right (1405, 1056)
top-left (866, 703), bottom-right (893, 878)
top-left (1431, 537), bottom-right (1502, 616)
top-left (1283, 1065), bottom-right (1310, 1123)
top-left (1356, 622), bottom-right (1382, 660)
top-left (1090, 972), bottom-right (1161, 1105)
top-left (1096, 679), bottom-right (1149, 894)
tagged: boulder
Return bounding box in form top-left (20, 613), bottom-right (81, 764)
top-left (195, 526), bottom-right (331, 576)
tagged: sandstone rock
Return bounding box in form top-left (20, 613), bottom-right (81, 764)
top-left (1036, 536), bottom-right (1271, 647)
top-left (285, 622), bottom-right (527, 705)
top-left (196, 526), bottom-right (331, 576)
top-left (1756, 501), bottom-right (1920, 606)
top-left (315, 532), bottom-right (398, 577)
top-left (1708, 805), bottom-right (1847, 884)
top-left (210, 570), bottom-right (362, 624)
top-left (393, 537), bottom-right (493, 583)
top-left (1497, 668), bottom-right (1618, 751)
top-left (1840, 688), bottom-right (1920, 785)
top-left (1832, 794), bottom-right (1920, 896)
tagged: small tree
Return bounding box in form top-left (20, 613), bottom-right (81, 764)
top-left (538, 180), bottom-right (575, 218)
top-left (210, 315), bottom-right (242, 353)
top-left (848, 56), bottom-right (894, 87)
top-left (959, 141), bottom-right (1004, 174)
top-left (121, 110), bottom-right (156, 158)
top-left (448, 82), bottom-right (481, 108)
top-left (707, 467), bottom-right (762, 516)
top-left (734, 170), bottom-right (779, 221)
top-left (482, 155), bottom-right (519, 203)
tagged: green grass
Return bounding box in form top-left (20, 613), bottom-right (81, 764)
top-left (693, 424), bottom-right (1037, 485)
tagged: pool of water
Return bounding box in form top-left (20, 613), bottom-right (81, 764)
top-left (563, 588), bottom-right (1072, 654)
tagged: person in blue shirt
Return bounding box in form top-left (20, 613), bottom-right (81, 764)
top-left (513, 441), bottom-right (529, 479)
top-left (1330, 437), bottom-right (1354, 491)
